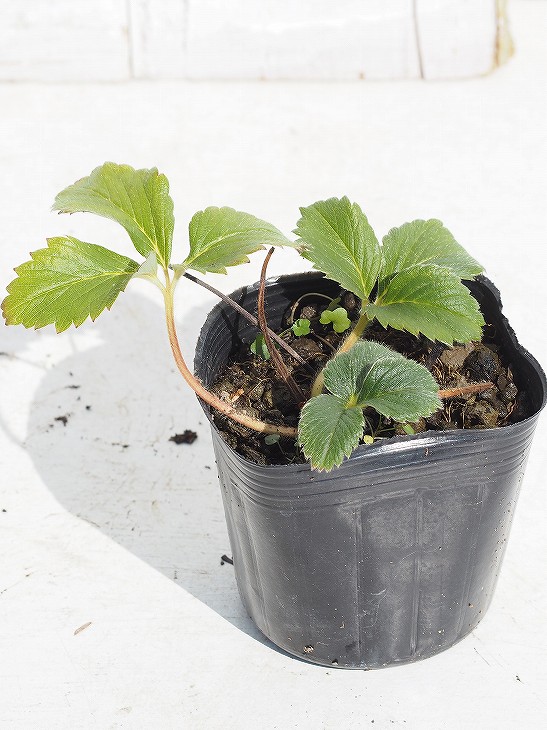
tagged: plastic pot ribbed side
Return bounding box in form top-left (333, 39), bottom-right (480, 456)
top-left (194, 273), bottom-right (546, 669)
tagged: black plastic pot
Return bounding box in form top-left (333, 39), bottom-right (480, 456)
top-left (194, 273), bottom-right (546, 669)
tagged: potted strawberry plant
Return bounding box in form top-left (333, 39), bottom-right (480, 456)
top-left (3, 163), bottom-right (545, 669)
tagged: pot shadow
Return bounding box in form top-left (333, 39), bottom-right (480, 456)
top-left (10, 288), bottom-right (287, 654)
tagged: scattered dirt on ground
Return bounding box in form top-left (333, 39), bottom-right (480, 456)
top-left (169, 430), bottom-right (198, 445)
top-left (54, 414), bottom-right (70, 427)
top-left (210, 288), bottom-right (524, 465)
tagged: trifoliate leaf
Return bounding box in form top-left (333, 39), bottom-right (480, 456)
top-left (250, 334), bottom-right (270, 360)
top-left (53, 162), bottom-right (174, 268)
top-left (294, 197), bottom-right (381, 301)
top-left (366, 265), bottom-right (485, 345)
top-left (319, 307), bottom-right (351, 333)
top-left (2, 236), bottom-right (139, 333)
top-left (381, 219), bottom-right (483, 282)
top-left (179, 207), bottom-right (293, 275)
top-left (324, 340), bottom-right (441, 422)
top-left (291, 318), bottom-right (311, 336)
top-left (298, 394), bottom-right (364, 471)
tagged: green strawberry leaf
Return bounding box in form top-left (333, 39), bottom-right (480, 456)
top-left (291, 318), bottom-right (311, 336)
top-left (294, 197), bottom-right (381, 301)
top-left (366, 265), bottom-right (485, 345)
top-left (381, 219), bottom-right (483, 282)
top-left (298, 394), bottom-right (364, 471)
top-left (2, 236), bottom-right (139, 333)
top-left (298, 341), bottom-right (440, 470)
top-left (178, 206), bottom-right (293, 276)
top-left (53, 162), bottom-right (174, 268)
top-left (319, 307), bottom-right (351, 333)
top-left (324, 340), bottom-right (441, 422)
top-left (250, 333), bottom-right (270, 360)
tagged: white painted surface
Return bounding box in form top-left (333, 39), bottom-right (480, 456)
top-left (0, 2), bottom-right (546, 728)
top-left (0, 0), bottom-right (129, 82)
top-left (0, 0), bottom-right (506, 81)
top-left (185, 0), bottom-right (420, 80)
top-left (128, 0), bottom-right (187, 79)
top-left (416, 0), bottom-right (499, 78)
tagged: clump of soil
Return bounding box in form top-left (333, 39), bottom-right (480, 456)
top-left (210, 289), bottom-right (522, 466)
top-left (169, 430), bottom-right (198, 445)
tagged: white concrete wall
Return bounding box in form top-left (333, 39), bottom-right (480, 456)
top-left (0, 0), bottom-right (508, 81)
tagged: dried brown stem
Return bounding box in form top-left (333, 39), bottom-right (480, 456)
top-left (438, 382), bottom-right (493, 399)
top-left (182, 270), bottom-right (312, 371)
top-left (257, 248), bottom-right (306, 405)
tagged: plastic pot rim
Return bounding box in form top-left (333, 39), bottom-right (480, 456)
top-left (195, 271), bottom-right (547, 476)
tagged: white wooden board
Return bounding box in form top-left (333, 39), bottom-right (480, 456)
top-left (0, 1), bottom-right (129, 82)
top-left (0, 0), bottom-right (510, 81)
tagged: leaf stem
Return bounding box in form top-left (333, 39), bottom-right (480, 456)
top-left (257, 249), bottom-right (306, 405)
top-left (310, 310), bottom-right (370, 397)
top-left (163, 276), bottom-right (297, 437)
top-left (143, 274), bottom-right (167, 294)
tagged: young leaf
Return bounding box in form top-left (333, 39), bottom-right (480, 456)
top-left (298, 394), bottom-right (364, 471)
top-left (179, 207), bottom-right (293, 276)
top-left (132, 251), bottom-right (158, 279)
top-left (53, 162), bottom-right (174, 268)
top-left (294, 197), bottom-right (381, 301)
top-left (400, 423), bottom-right (416, 435)
top-left (366, 265), bottom-right (485, 345)
top-left (381, 219), bottom-right (483, 281)
top-left (291, 318), bottom-right (311, 336)
top-left (324, 340), bottom-right (441, 422)
top-left (2, 236), bottom-right (139, 333)
top-left (250, 333), bottom-right (270, 360)
top-left (319, 307), bottom-right (351, 333)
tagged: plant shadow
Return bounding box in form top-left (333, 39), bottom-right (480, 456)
top-left (13, 289), bottom-right (285, 652)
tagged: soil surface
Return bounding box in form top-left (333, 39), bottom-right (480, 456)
top-left (210, 289), bottom-right (524, 465)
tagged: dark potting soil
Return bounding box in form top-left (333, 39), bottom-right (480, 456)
top-left (210, 289), bottom-right (524, 466)
top-left (169, 430), bottom-right (198, 445)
